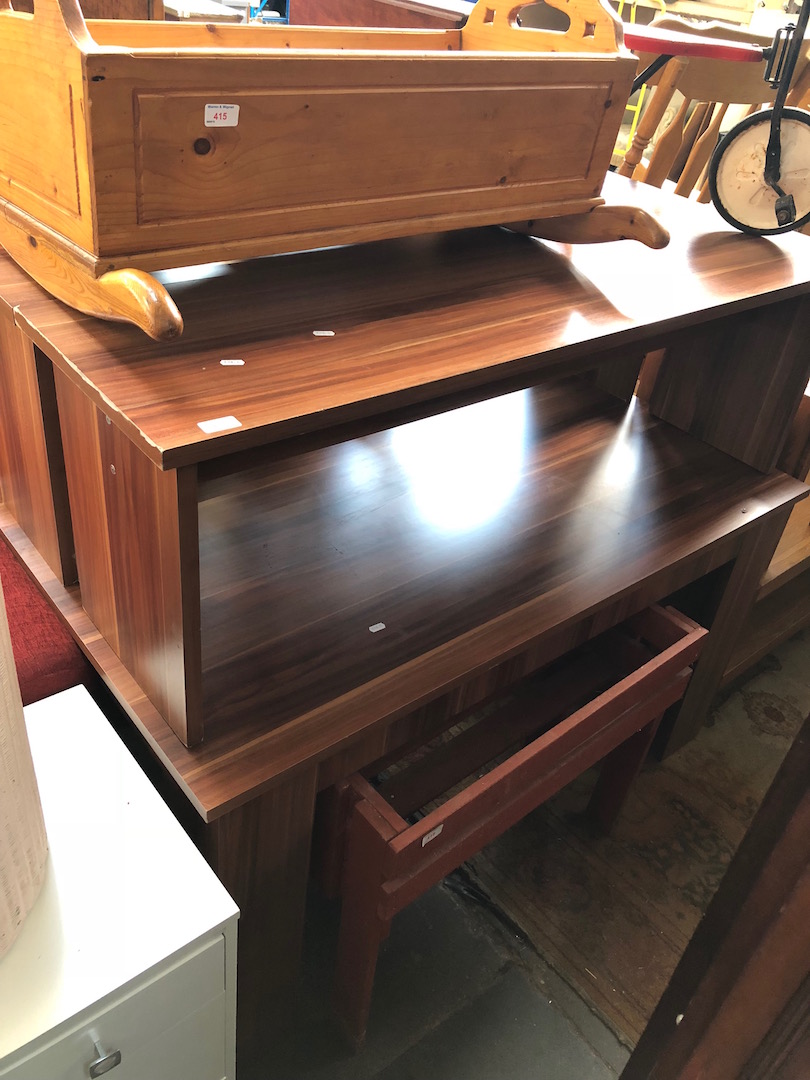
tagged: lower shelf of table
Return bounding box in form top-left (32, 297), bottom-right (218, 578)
top-left (195, 375), bottom-right (805, 744)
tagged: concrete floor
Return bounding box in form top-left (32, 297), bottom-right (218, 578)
top-left (240, 873), bottom-right (630, 1080)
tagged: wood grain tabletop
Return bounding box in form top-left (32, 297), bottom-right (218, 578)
top-left (3, 173), bottom-right (810, 470)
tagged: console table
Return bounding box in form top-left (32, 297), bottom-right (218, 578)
top-left (0, 174), bottom-right (808, 1043)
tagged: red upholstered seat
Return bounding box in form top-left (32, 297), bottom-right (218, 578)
top-left (623, 25), bottom-right (764, 64)
top-left (0, 537), bottom-right (92, 705)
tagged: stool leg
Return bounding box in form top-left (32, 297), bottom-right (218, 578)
top-left (334, 802), bottom-right (394, 1051)
top-left (313, 780), bottom-right (356, 900)
top-left (586, 715), bottom-right (661, 833)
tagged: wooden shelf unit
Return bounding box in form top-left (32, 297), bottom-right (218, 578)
top-left (1, 174), bottom-right (809, 1042)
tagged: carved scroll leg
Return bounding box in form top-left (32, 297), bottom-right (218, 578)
top-left (87, 268), bottom-right (184, 340)
top-left (506, 204), bottom-right (670, 249)
top-left (0, 204), bottom-right (183, 339)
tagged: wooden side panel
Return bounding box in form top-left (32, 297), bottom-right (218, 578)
top-left (741, 976), bottom-right (810, 1080)
top-left (53, 369), bottom-right (202, 745)
top-left (52, 371), bottom-right (120, 651)
top-left (0, 305), bottom-right (74, 582)
top-left (760, 463), bottom-right (810, 596)
top-left (656, 505), bottom-right (793, 757)
top-left (649, 295), bottom-right (810, 473)
top-left (0, 5), bottom-right (94, 249)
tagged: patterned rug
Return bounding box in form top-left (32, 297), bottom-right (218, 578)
top-left (0, 535), bottom-right (92, 706)
top-left (463, 628), bottom-right (810, 1047)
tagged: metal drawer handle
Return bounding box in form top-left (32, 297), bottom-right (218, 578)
top-left (88, 1040), bottom-right (122, 1078)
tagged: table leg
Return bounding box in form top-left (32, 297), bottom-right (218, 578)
top-left (203, 766), bottom-right (319, 1049)
top-left (655, 507), bottom-right (793, 758)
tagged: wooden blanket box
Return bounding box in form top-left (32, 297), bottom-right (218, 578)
top-left (0, 0), bottom-right (668, 337)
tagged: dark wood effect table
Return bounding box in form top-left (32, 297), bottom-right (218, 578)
top-left (1, 174), bottom-right (809, 1042)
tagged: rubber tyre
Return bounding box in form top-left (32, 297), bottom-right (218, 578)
top-left (708, 107), bottom-right (810, 235)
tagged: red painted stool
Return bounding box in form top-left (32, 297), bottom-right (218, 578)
top-left (325, 605), bottom-right (707, 1048)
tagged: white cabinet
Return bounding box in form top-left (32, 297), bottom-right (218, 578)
top-left (0, 686), bottom-right (239, 1080)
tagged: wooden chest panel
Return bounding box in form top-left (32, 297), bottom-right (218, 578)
top-left (134, 82), bottom-right (613, 222)
top-left (87, 51), bottom-right (634, 259)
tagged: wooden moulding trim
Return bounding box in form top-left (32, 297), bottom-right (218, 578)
top-left (0, 199), bottom-right (99, 274)
top-left (3, 163), bottom-right (597, 275)
top-left (0, 204), bottom-right (182, 341)
top-left (92, 195), bottom-right (606, 271)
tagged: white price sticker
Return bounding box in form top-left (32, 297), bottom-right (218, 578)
top-left (197, 415), bottom-right (242, 434)
top-left (421, 824), bottom-right (444, 847)
top-left (205, 104), bottom-right (239, 127)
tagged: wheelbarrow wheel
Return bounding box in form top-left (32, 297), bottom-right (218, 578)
top-left (708, 107), bottom-right (810, 235)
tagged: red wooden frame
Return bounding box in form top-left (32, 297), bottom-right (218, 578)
top-left (329, 605), bottom-right (708, 1048)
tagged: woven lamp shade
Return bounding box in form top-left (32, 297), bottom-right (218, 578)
top-left (0, 573), bottom-right (48, 960)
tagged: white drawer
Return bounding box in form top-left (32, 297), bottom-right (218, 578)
top-left (4, 934), bottom-right (227, 1080)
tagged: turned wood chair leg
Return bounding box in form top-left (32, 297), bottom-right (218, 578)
top-left (618, 57), bottom-right (689, 180)
top-left (334, 801), bottom-right (395, 1051)
top-left (586, 714), bottom-right (662, 833)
